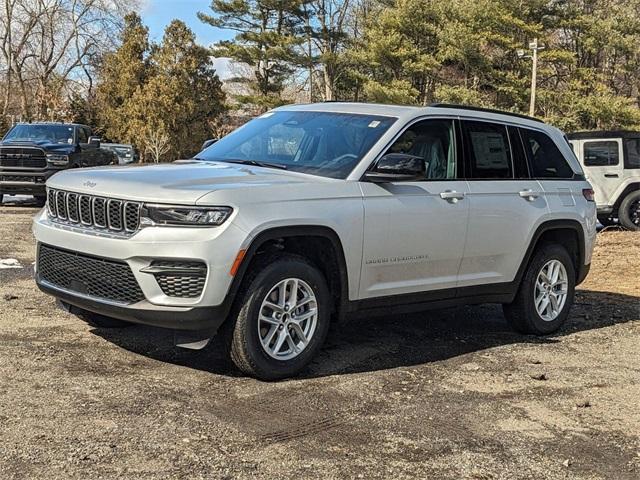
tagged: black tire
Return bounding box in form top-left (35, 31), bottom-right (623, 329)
top-left (597, 215), bottom-right (616, 227)
top-left (77, 310), bottom-right (133, 328)
top-left (226, 254), bottom-right (331, 380)
top-left (0, 193), bottom-right (3, 204)
top-left (618, 190), bottom-right (640, 231)
top-left (34, 195), bottom-right (46, 207)
top-left (503, 243), bottom-right (576, 335)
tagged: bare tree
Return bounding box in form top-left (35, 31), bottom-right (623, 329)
top-left (0, 0), bottom-right (139, 121)
top-left (144, 127), bottom-right (170, 163)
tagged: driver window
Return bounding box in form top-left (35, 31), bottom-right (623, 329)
top-left (77, 127), bottom-right (88, 144)
top-left (385, 119), bottom-right (456, 180)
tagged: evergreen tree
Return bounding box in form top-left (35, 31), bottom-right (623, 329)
top-left (199, 0), bottom-right (305, 111)
top-left (95, 12), bottom-right (151, 145)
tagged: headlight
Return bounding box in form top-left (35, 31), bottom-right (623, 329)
top-left (46, 153), bottom-right (69, 166)
top-left (140, 205), bottom-right (233, 227)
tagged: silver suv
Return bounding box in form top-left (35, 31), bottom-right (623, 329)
top-left (33, 103), bottom-right (597, 380)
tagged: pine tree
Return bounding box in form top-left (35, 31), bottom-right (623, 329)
top-left (95, 12), bottom-right (151, 145)
top-left (199, 0), bottom-right (305, 111)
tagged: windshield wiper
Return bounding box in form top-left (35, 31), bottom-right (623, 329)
top-left (195, 157), bottom-right (288, 170)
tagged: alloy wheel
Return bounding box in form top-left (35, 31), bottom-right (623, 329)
top-left (534, 259), bottom-right (568, 321)
top-left (258, 278), bottom-right (318, 360)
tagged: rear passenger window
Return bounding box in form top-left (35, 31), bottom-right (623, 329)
top-left (584, 141), bottom-right (619, 166)
top-left (463, 121), bottom-right (512, 179)
top-left (624, 138), bottom-right (640, 169)
top-left (520, 128), bottom-right (574, 178)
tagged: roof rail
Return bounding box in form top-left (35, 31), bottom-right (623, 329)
top-left (429, 103), bottom-right (545, 124)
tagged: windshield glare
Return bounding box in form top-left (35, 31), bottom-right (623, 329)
top-left (197, 111), bottom-right (396, 178)
top-left (4, 124), bottom-right (75, 144)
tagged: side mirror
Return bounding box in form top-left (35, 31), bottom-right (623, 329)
top-left (201, 138), bottom-right (218, 150)
top-left (88, 136), bottom-right (101, 148)
top-left (364, 153), bottom-right (425, 183)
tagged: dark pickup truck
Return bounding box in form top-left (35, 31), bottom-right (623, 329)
top-left (0, 122), bottom-right (117, 205)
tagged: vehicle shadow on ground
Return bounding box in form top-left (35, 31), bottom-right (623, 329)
top-left (91, 289), bottom-right (639, 379)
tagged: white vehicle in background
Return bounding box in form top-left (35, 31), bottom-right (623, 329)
top-left (568, 131), bottom-right (640, 230)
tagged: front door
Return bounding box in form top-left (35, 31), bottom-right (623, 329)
top-left (359, 118), bottom-right (469, 300)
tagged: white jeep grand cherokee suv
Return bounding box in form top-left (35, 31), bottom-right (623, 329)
top-left (33, 103), bottom-right (597, 380)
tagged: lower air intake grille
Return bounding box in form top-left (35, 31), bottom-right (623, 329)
top-left (38, 244), bottom-right (144, 304)
top-left (151, 261), bottom-right (207, 298)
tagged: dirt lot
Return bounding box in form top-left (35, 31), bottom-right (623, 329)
top-left (0, 196), bottom-right (638, 480)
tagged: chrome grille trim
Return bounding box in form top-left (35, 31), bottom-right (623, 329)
top-left (66, 193), bottom-right (79, 223)
top-left (46, 188), bottom-right (141, 236)
top-left (107, 199), bottom-right (123, 230)
top-left (55, 190), bottom-right (67, 220)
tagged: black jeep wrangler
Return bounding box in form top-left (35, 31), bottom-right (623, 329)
top-left (0, 123), bottom-right (117, 205)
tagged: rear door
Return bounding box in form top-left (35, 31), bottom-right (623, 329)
top-left (458, 120), bottom-right (547, 288)
top-left (359, 118), bottom-right (469, 300)
top-left (574, 138), bottom-right (623, 208)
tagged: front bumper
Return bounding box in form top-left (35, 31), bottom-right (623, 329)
top-left (33, 209), bottom-right (248, 331)
top-left (37, 279), bottom-right (228, 331)
top-left (0, 168), bottom-right (62, 195)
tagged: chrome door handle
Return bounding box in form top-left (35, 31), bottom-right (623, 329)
top-left (440, 190), bottom-right (465, 203)
top-left (519, 189), bottom-right (540, 201)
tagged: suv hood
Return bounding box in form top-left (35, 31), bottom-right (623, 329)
top-left (46, 160), bottom-right (328, 204)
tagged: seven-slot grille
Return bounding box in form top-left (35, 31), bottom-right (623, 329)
top-left (0, 146), bottom-right (47, 168)
top-left (37, 244), bottom-right (144, 304)
top-left (47, 188), bottom-right (141, 233)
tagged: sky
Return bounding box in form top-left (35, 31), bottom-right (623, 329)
top-left (141, 0), bottom-right (233, 76)
top-left (141, 0), bottom-right (232, 45)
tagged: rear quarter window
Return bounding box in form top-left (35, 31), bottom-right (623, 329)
top-left (624, 138), bottom-right (640, 169)
top-left (520, 128), bottom-right (574, 179)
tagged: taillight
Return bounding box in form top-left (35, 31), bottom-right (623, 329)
top-left (582, 188), bottom-right (595, 202)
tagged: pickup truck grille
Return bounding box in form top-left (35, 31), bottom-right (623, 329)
top-left (47, 188), bottom-right (141, 234)
top-left (0, 147), bottom-right (47, 168)
top-left (38, 244), bottom-right (144, 304)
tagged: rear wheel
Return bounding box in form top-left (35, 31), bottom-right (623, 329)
top-left (503, 244), bottom-right (575, 335)
top-left (226, 254), bottom-right (331, 380)
top-left (618, 190), bottom-right (640, 231)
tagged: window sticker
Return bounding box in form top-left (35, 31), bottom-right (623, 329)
top-left (368, 120), bottom-right (381, 128)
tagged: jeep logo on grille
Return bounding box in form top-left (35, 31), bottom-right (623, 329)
top-left (83, 181), bottom-right (97, 188)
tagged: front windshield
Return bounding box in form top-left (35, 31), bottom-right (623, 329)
top-left (196, 111), bottom-right (397, 179)
top-left (4, 124), bottom-right (75, 144)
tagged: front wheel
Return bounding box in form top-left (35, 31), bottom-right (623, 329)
top-left (226, 255), bottom-right (331, 380)
top-left (503, 244), bottom-right (575, 335)
top-left (618, 190), bottom-right (640, 231)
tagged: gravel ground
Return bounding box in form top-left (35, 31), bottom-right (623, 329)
top-left (0, 196), bottom-right (639, 479)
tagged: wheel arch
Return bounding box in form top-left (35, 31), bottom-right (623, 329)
top-left (611, 181), bottom-right (640, 213)
top-left (517, 219), bottom-right (587, 288)
top-left (228, 225), bottom-right (350, 320)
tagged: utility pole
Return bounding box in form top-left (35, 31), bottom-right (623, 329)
top-left (517, 38), bottom-right (544, 117)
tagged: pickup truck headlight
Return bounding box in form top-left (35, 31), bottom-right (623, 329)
top-left (46, 153), bottom-right (69, 166)
top-left (140, 205), bottom-right (233, 227)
